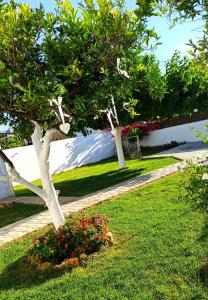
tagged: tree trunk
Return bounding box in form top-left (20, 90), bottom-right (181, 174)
top-left (31, 123), bottom-right (65, 229)
top-left (111, 127), bottom-right (127, 169)
top-left (0, 123), bottom-right (65, 229)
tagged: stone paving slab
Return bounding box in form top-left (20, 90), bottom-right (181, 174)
top-left (0, 162), bottom-right (181, 247)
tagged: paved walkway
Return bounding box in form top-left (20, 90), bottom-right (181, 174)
top-left (1, 141), bottom-right (208, 247)
top-left (144, 142), bottom-right (208, 161)
top-left (0, 162), bottom-right (181, 246)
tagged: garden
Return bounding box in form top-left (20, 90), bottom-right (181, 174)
top-left (1, 173), bottom-right (208, 299)
top-left (0, 0), bottom-right (208, 299)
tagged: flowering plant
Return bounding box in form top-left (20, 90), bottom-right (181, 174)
top-left (121, 121), bottom-right (161, 137)
top-left (28, 211), bottom-right (110, 265)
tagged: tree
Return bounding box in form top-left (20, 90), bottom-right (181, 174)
top-left (159, 51), bottom-right (208, 118)
top-left (0, 0), bottom-right (159, 228)
top-left (130, 54), bottom-right (166, 120)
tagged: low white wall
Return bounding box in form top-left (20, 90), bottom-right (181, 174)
top-left (0, 159), bottom-right (14, 200)
top-left (4, 131), bottom-right (115, 183)
top-left (141, 119), bottom-right (208, 147)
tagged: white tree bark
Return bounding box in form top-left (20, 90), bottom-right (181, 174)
top-left (111, 127), bottom-right (127, 169)
top-left (0, 123), bottom-right (65, 229)
top-left (31, 122), bottom-right (65, 228)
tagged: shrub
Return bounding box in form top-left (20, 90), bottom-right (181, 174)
top-left (28, 211), bottom-right (111, 265)
top-left (179, 163), bottom-right (208, 209)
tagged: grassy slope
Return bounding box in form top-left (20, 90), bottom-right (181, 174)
top-left (14, 157), bottom-right (177, 197)
top-left (0, 203), bottom-right (45, 228)
top-left (1, 174), bottom-right (208, 299)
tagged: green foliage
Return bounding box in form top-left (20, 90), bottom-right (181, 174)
top-left (28, 211), bottom-right (109, 264)
top-left (161, 0), bottom-right (208, 65)
top-left (0, 0), bottom-right (160, 138)
top-left (160, 51), bottom-right (208, 118)
top-left (0, 135), bottom-right (25, 149)
top-left (179, 163), bottom-right (208, 209)
top-left (131, 54), bottom-right (166, 120)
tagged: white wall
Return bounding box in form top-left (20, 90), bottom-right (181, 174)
top-left (4, 131), bottom-right (116, 183)
top-left (141, 119), bottom-right (208, 147)
top-left (0, 158), bottom-right (14, 200)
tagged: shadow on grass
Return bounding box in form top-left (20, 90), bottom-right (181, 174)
top-left (16, 168), bottom-right (146, 197)
top-left (0, 256), bottom-right (72, 291)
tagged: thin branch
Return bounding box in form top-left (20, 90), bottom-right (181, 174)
top-left (8, 167), bottom-right (47, 199)
top-left (0, 149), bottom-right (47, 200)
top-left (0, 149), bottom-right (14, 169)
top-left (0, 106), bottom-right (36, 121)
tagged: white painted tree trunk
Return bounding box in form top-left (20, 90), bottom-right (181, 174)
top-left (111, 127), bottom-right (127, 169)
top-left (0, 123), bottom-right (65, 229)
top-left (31, 123), bottom-right (65, 228)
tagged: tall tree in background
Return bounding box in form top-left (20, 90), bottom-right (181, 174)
top-left (0, 0), bottom-right (159, 228)
top-left (160, 51), bottom-right (208, 118)
top-left (130, 54), bottom-right (166, 120)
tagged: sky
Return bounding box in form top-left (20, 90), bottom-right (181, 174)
top-left (1, 0), bottom-right (204, 131)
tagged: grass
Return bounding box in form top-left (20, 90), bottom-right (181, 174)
top-left (0, 202), bottom-right (45, 228)
top-left (2, 156), bottom-right (176, 229)
top-left (14, 156), bottom-right (177, 197)
top-left (1, 174), bottom-right (208, 299)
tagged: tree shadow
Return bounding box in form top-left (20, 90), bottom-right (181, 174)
top-left (0, 255), bottom-right (73, 291)
top-left (54, 168), bottom-right (146, 197)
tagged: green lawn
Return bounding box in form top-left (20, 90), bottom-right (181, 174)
top-left (1, 174), bottom-right (208, 299)
top-left (0, 202), bottom-right (45, 228)
top-left (14, 156), bottom-right (177, 197)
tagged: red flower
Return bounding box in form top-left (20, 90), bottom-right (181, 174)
top-left (79, 247), bottom-right (84, 252)
top-left (84, 238), bottom-right (90, 243)
top-left (71, 252), bottom-right (76, 258)
top-left (33, 238), bottom-right (39, 245)
top-left (65, 242), bottom-right (69, 249)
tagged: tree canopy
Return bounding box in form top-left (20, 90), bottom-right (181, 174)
top-left (0, 0), bottom-right (161, 138)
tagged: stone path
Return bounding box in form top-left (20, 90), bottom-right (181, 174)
top-left (144, 142), bottom-right (208, 161)
top-left (0, 162), bottom-right (181, 246)
top-left (1, 141), bottom-right (208, 247)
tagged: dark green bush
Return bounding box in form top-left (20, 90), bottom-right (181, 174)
top-left (179, 163), bottom-right (208, 209)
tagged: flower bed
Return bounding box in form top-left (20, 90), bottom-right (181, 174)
top-left (28, 211), bottom-right (112, 267)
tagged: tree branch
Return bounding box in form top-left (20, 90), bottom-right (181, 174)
top-left (8, 166), bottom-right (47, 199)
top-left (0, 149), bottom-right (47, 200)
top-left (0, 106), bottom-right (37, 121)
top-left (0, 149), bottom-right (14, 169)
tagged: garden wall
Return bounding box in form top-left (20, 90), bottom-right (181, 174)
top-left (0, 159), bottom-right (14, 200)
top-left (141, 119), bottom-right (208, 147)
top-left (4, 131), bottom-right (116, 183)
